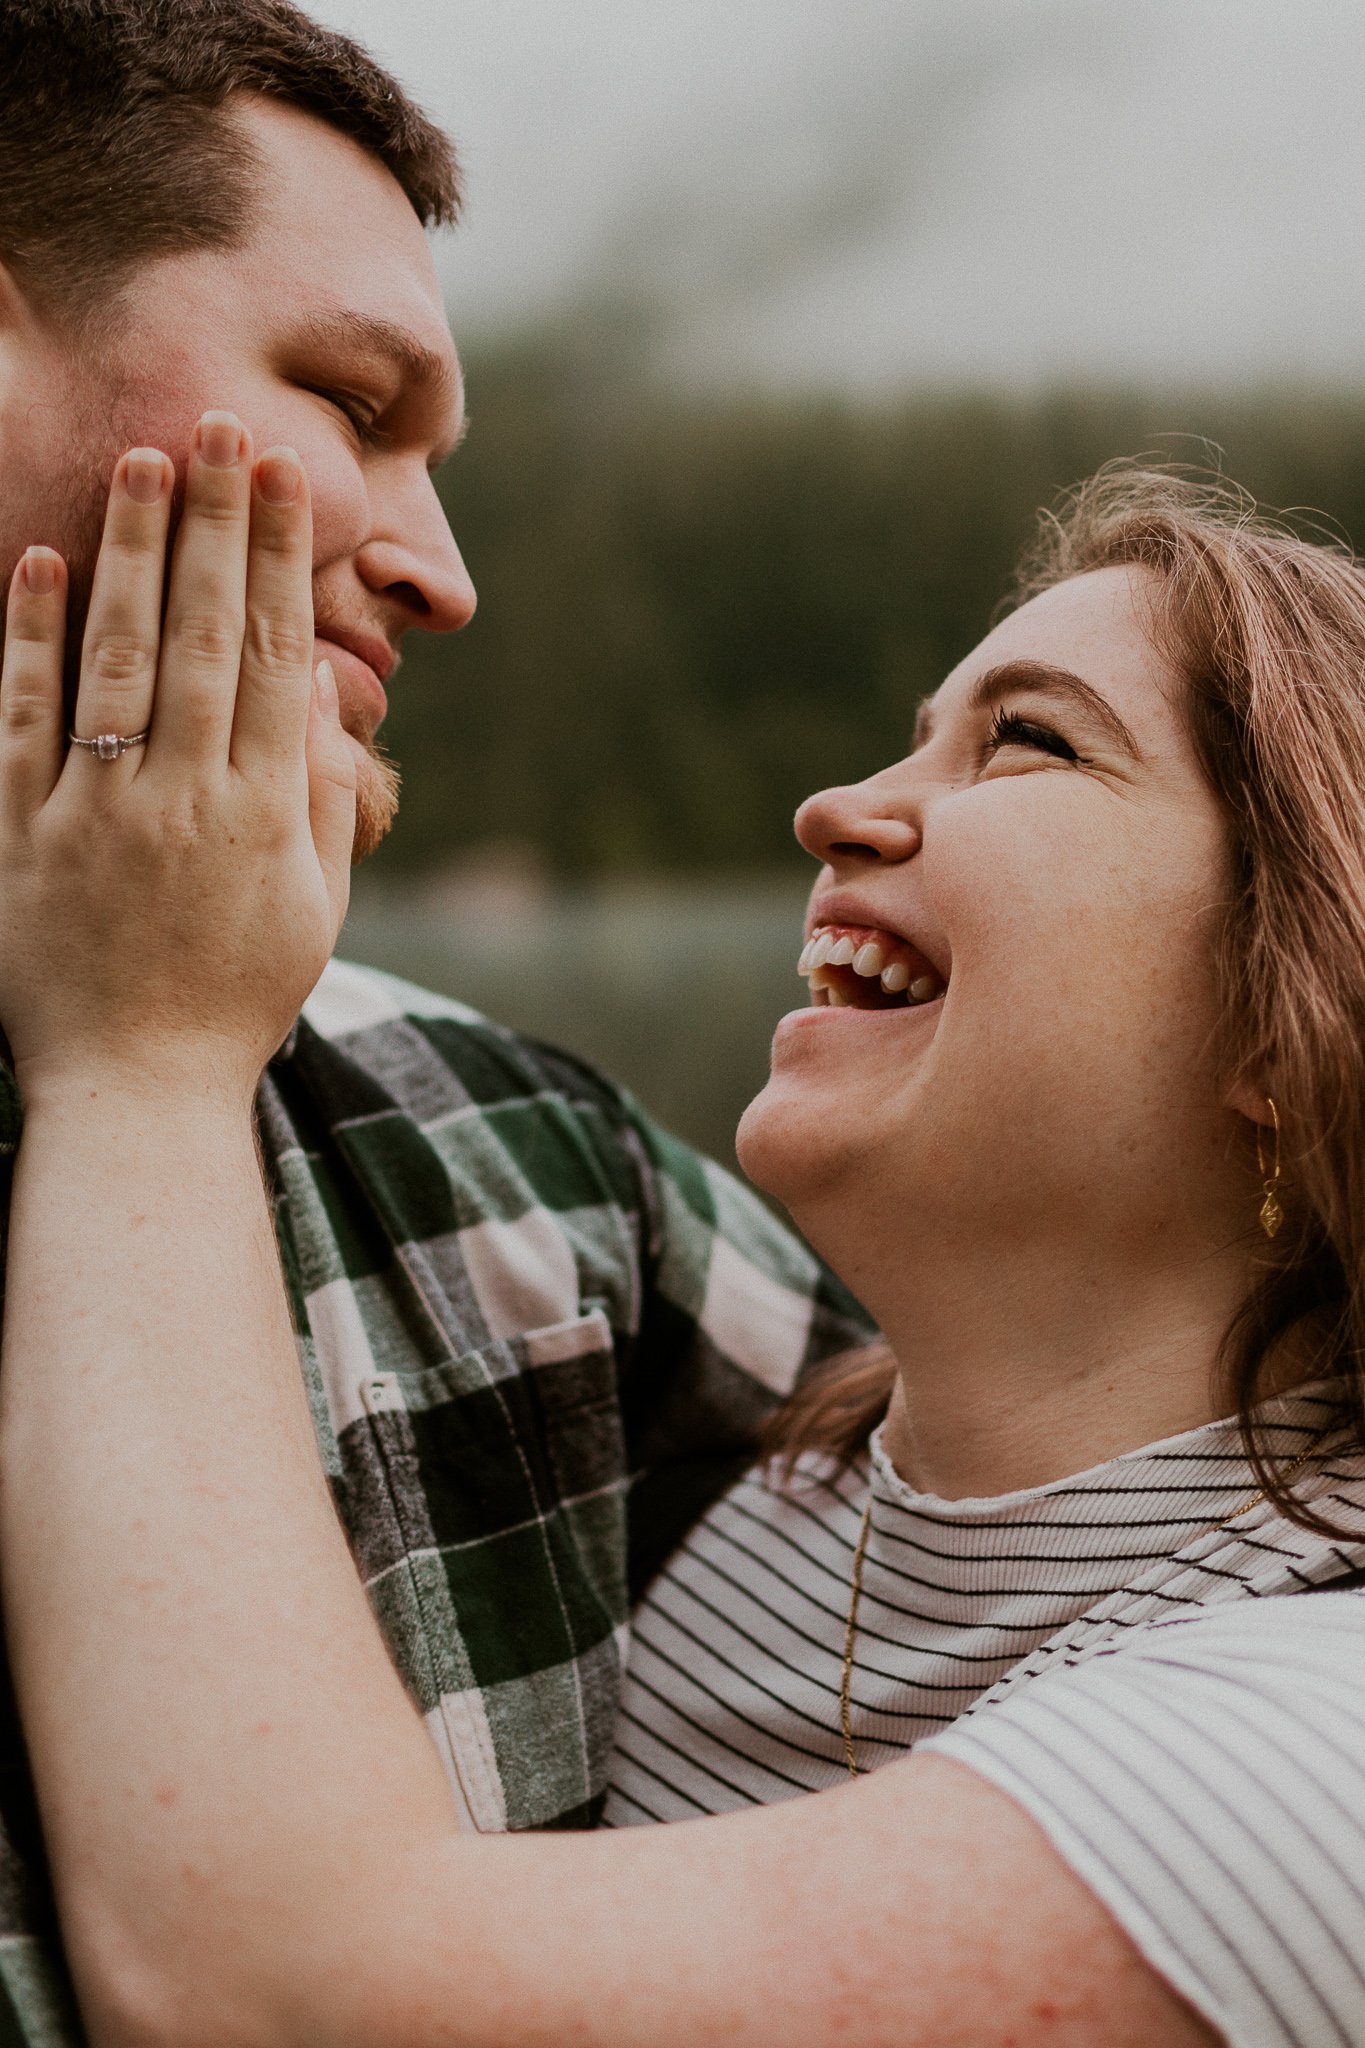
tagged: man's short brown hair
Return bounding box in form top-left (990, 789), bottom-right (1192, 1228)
top-left (0, 0), bottom-right (461, 326)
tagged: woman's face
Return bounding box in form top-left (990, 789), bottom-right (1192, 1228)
top-left (738, 565), bottom-right (1249, 1270)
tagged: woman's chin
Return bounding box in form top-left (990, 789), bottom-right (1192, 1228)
top-left (735, 1077), bottom-right (860, 1208)
top-left (734, 1088), bottom-right (778, 1190)
top-left (737, 992), bottom-right (945, 1198)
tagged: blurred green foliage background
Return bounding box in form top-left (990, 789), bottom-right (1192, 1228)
top-left (345, 353), bottom-right (1365, 1169)
top-left (370, 352), bottom-right (1365, 883)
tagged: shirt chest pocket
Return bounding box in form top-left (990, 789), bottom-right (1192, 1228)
top-left (335, 1308), bottom-right (630, 1831)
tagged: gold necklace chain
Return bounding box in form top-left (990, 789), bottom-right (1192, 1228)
top-left (839, 1434), bottom-right (1325, 1781)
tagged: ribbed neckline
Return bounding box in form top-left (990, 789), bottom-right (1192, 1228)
top-left (867, 1382), bottom-right (1334, 1518)
top-left (855, 1383), bottom-right (1341, 1592)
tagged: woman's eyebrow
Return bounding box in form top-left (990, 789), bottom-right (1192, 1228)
top-left (915, 660), bottom-right (1142, 759)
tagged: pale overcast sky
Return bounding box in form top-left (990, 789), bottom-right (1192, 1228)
top-left (310, 0), bottom-right (1365, 393)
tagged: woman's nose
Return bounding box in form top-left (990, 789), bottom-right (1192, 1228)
top-left (794, 780), bottom-right (921, 867)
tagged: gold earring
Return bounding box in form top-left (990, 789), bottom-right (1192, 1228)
top-left (1257, 1098), bottom-right (1284, 1239)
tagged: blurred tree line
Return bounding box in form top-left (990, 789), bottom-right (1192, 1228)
top-left (372, 346), bottom-right (1365, 881)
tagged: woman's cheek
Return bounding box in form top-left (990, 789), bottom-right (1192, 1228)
top-left (927, 803), bottom-right (1169, 1064)
top-left (933, 778), bottom-right (1184, 948)
top-left (923, 789), bottom-right (1101, 965)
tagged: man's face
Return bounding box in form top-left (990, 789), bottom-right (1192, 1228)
top-left (0, 95), bottom-right (475, 859)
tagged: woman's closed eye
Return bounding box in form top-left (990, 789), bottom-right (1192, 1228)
top-left (983, 706), bottom-right (1081, 765)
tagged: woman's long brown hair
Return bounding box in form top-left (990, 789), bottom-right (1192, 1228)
top-left (763, 464), bottom-right (1365, 1532)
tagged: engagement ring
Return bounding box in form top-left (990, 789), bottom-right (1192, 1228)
top-left (67, 730), bottom-right (149, 760)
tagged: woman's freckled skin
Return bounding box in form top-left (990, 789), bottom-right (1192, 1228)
top-left (742, 565), bottom-right (1234, 1238)
top-left (739, 564), bottom-right (1258, 1497)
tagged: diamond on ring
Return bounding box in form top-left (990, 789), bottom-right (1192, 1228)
top-left (67, 729), bottom-right (149, 760)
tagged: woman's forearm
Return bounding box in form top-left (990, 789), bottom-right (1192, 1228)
top-left (0, 1106), bottom-right (1220, 2048)
top-left (0, 1080), bottom-right (457, 2043)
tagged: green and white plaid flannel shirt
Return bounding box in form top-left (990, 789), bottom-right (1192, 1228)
top-left (0, 958), bottom-right (872, 2046)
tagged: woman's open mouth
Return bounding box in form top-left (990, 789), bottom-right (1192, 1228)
top-left (797, 923), bottom-right (948, 1011)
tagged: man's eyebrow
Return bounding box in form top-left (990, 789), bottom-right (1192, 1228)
top-left (289, 308), bottom-right (465, 457)
top-left (915, 659), bottom-right (1141, 759)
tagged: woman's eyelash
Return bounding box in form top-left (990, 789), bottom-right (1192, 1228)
top-left (984, 707), bottom-right (1080, 763)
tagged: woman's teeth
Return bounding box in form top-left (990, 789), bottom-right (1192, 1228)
top-left (797, 925), bottom-right (946, 1010)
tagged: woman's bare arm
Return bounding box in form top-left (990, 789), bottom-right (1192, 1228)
top-left (0, 429), bottom-right (1218, 2048)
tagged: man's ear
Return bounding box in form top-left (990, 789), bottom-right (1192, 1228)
top-left (0, 257), bottom-right (62, 446)
top-left (0, 253), bottom-right (33, 326)
top-left (0, 253), bottom-right (47, 371)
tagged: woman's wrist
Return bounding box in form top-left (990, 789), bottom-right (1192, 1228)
top-left (12, 1038), bottom-right (266, 1127)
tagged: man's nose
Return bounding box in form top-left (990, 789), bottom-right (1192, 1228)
top-left (794, 777), bottom-right (921, 868)
top-left (355, 475), bottom-right (477, 634)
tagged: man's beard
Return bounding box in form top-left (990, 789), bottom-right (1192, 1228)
top-left (351, 743), bottom-right (401, 863)
top-left (47, 451), bottom-right (401, 867)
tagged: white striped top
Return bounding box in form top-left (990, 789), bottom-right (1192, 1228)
top-left (604, 1386), bottom-right (1365, 2048)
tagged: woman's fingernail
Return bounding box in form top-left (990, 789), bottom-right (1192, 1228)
top-left (21, 548), bottom-right (58, 596)
top-left (314, 659), bottom-right (339, 716)
top-left (124, 449), bottom-right (167, 504)
top-left (198, 411), bottom-right (244, 469)
top-left (258, 450), bottom-right (302, 505)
